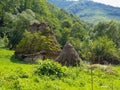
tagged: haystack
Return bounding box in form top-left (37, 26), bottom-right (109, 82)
top-left (56, 42), bottom-right (82, 66)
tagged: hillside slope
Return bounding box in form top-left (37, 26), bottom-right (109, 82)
top-left (0, 0), bottom-right (88, 48)
top-left (48, 0), bottom-right (120, 23)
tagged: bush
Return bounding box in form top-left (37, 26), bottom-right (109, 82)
top-left (91, 36), bottom-right (120, 64)
top-left (35, 59), bottom-right (67, 78)
top-left (74, 36), bottom-right (120, 64)
top-left (16, 31), bottom-right (61, 54)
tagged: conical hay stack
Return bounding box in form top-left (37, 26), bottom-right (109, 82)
top-left (56, 42), bottom-right (82, 66)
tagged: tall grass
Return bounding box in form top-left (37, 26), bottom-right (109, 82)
top-left (0, 48), bottom-right (120, 90)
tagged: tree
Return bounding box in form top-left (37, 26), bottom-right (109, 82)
top-left (89, 36), bottom-right (120, 64)
top-left (93, 21), bottom-right (120, 48)
top-left (60, 28), bottom-right (71, 47)
top-left (70, 22), bottom-right (88, 41)
top-left (6, 9), bottom-right (39, 49)
top-left (61, 19), bottom-right (72, 28)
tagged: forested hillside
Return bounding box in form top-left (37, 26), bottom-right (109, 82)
top-left (48, 0), bottom-right (120, 23)
top-left (0, 0), bottom-right (120, 64)
top-left (0, 0), bottom-right (89, 49)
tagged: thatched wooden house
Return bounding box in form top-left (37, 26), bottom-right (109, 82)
top-left (29, 22), bottom-right (51, 33)
top-left (15, 22), bottom-right (61, 63)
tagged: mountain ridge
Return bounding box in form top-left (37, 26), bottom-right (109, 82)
top-left (48, 0), bottom-right (120, 23)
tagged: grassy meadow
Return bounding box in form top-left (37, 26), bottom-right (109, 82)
top-left (0, 48), bottom-right (120, 90)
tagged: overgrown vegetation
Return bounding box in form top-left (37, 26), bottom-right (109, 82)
top-left (0, 0), bottom-right (120, 89)
top-left (0, 49), bottom-right (120, 90)
top-left (0, 0), bottom-right (120, 64)
top-left (35, 59), bottom-right (67, 77)
top-left (16, 31), bottom-right (60, 54)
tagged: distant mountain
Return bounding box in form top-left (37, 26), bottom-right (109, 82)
top-left (48, 0), bottom-right (120, 23)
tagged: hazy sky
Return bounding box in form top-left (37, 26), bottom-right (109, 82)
top-left (70, 0), bottom-right (120, 7)
top-left (93, 0), bottom-right (120, 7)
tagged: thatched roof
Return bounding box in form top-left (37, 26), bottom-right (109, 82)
top-left (56, 42), bottom-right (82, 66)
top-left (15, 22), bottom-right (61, 62)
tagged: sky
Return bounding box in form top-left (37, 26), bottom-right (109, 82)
top-left (93, 0), bottom-right (120, 7)
top-left (69, 0), bottom-right (120, 7)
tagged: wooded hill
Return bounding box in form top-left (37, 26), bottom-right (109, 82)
top-left (48, 0), bottom-right (120, 23)
top-left (0, 0), bottom-right (120, 64)
top-left (0, 0), bottom-right (89, 48)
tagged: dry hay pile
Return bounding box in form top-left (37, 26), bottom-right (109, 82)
top-left (56, 42), bottom-right (82, 66)
top-left (88, 64), bottom-right (117, 75)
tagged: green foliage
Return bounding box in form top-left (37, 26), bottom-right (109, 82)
top-left (60, 28), bottom-right (71, 47)
top-left (0, 0), bottom-right (120, 65)
top-left (0, 0), bottom-right (120, 89)
top-left (3, 34), bottom-right (9, 47)
top-left (93, 21), bottom-right (120, 48)
top-left (16, 31), bottom-right (60, 54)
top-left (68, 36), bottom-right (120, 64)
top-left (0, 37), bottom-right (4, 48)
top-left (0, 9), bottom-right (38, 49)
top-left (0, 0), bottom-right (88, 50)
top-left (58, 21), bottom-right (88, 47)
top-left (68, 20), bottom-right (120, 64)
top-left (35, 59), bottom-right (67, 77)
top-left (70, 22), bottom-right (88, 41)
top-left (0, 49), bottom-right (120, 90)
top-left (90, 36), bottom-right (120, 64)
top-left (61, 19), bottom-right (72, 28)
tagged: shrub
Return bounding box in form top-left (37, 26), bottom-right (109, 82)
top-left (13, 80), bottom-right (21, 90)
top-left (91, 36), bottom-right (120, 64)
top-left (16, 31), bottom-right (61, 54)
top-left (35, 59), bottom-right (67, 78)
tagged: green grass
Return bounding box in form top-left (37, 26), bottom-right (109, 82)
top-left (0, 48), bottom-right (120, 90)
